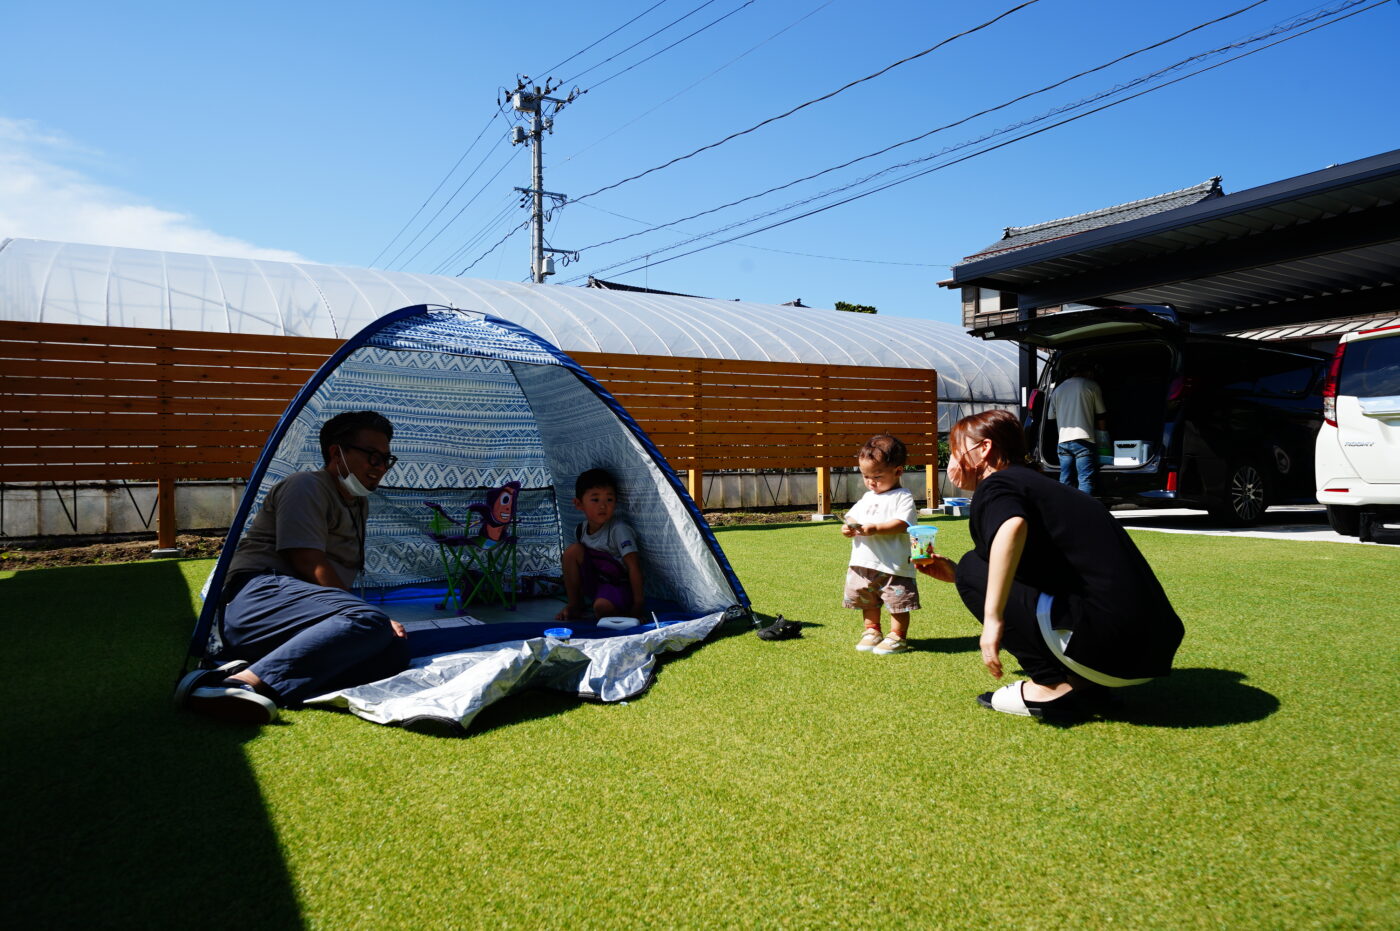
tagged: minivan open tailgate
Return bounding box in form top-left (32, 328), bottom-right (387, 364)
top-left (976, 306), bottom-right (1182, 348)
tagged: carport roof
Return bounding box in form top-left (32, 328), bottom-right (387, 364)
top-left (950, 148), bottom-right (1400, 335)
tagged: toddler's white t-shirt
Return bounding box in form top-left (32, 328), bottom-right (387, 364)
top-left (845, 486), bottom-right (918, 577)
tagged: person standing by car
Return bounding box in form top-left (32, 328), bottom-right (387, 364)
top-left (1048, 362), bottom-right (1107, 495)
top-left (917, 409), bottom-right (1185, 721)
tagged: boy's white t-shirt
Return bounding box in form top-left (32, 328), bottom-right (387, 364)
top-left (845, 486), bottom-right (919, 577)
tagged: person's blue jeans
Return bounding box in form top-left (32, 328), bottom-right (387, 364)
top-left (1057, 439), bottom-right (1099, 495)
top-left (220, 574), bottom-right (410, 704)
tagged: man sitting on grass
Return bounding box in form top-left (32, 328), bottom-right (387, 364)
top-left (175, 411), bottom-right (411, 725)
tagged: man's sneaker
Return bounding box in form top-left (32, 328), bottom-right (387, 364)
top-left (173, 659), bottom-right (251, 709)
top-left (873, 634), bottom-right (911, 655)
top-left (187, 679), bottom-right (278, 725)
top-left (856, 629), bottom-right (884, 652)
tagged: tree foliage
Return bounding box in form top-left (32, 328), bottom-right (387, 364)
top-left (834, 301), bottom-right (877, 314)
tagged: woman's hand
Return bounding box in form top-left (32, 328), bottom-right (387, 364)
top-left (915, 555), bottom-right (958, 583)
top-left (979, 618), bottom-right (1004, 678)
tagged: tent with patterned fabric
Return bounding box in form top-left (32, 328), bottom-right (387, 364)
top-left (184, 304), bottom-right (749, 732)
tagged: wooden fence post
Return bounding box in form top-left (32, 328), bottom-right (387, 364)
top-left (152, 337), bottom-right (181, 554)
top-left (813, 369), bottom-right (832, 519)
top-left (927, 370), bottom-right (941, 509)
top-left (687, 360), bottom-right (704, 509)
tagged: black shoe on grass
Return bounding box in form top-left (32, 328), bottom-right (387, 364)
top-left (173, 659), bottom-right (251, 709)
top-left (756, 615), bottom-right (802, 641)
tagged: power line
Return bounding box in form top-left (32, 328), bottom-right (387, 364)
top-left (394, 139), bottom-right (523, 270)
top-left (428, 193), bottom-right (518, 275)
top-left (367, 112), bottom-right (499, 267)
top-left (571, 0), bottom-right (1043, 204)
top-left (383, 105), bottom-right (516, 269)
top-left (573, 200), bottom-right (949, 266)
top-left (563, 0), bottom-right (726, 85)
top-left (536, 0), bottom-right (676, 77)
top-left (371, 1), bottom-right (719, 274)
top-left (459, 219), bottom-right (531, 275)
top-left (561, 0), bottom-right (837, 165)
top-left (568, 0), bottom-right (1278, 257)
top-left (587, 0), bottom-right (758, 92)
top-left (573, 0), bottom-right (1386, 283)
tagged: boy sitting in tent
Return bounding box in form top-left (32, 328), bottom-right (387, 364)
top-left (556, 468), bottom-right (646, 622)
top-left (175, 411), bottom-right (411, 724)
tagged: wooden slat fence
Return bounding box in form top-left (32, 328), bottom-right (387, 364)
top-left (0, 321), bottom-right (341, 546)
top-left (570, 352), bottom-right (938, 512)
top-left (1, 322), bottom-right (937, 543)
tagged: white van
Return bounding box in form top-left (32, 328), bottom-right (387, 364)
top-left (1316, 323), bottom-right (1400, 540)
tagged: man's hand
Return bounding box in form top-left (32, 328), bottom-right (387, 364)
top-left (915, 555), bottom-right (957, 583)
top-left (840, 523), bottom-right (858, 537)
top-left (390, 620), bottom-right (407, 639)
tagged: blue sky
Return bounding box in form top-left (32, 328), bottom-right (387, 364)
top-left (2, 0), bottom-right (1396, 324)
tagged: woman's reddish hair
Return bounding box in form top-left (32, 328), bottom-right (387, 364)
top-left (949, 408), bottom-right (1028, 471)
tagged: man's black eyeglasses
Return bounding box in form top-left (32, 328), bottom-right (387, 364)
top-left (345, 444), bottom-right (399, 469)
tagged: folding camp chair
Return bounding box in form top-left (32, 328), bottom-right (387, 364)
top-left (424, 481), bottom-right (522, 612)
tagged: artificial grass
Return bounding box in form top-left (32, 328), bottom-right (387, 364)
top-left (3, 518), bottom-right (1397, 928)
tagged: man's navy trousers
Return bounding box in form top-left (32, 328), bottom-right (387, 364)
top-left (219, 574), bottom-right (410, 704)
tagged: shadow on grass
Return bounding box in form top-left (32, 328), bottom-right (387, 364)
top-left (709, 521), bottom-right (822, 533)
top-left (909, 635), bottom-right (979, 653)
top-left (1116, 667), bottom-right (1280, 728)
top-left (1, 561), bottom-right (302, 928)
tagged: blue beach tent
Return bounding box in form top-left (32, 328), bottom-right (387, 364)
top-left (185, 305), bottom-right (750, 731)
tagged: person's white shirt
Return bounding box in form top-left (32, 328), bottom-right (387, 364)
top-left (845, 486), bottom-right (919, 577)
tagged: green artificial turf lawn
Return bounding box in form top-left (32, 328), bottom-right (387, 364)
top-left (3, 519), bottom-right (1397, 929)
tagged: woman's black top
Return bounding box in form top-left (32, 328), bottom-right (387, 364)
top-left (966, 464), bottom-right (1184, 678)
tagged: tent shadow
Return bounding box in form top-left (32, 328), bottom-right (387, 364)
top-left (3, 561), bottom-right (302, 927)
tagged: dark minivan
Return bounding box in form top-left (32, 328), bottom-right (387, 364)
top-left (1001, 307), bottom-right (1328, 525)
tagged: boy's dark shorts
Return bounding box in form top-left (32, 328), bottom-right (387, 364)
top-left (843, 566), bottom-right (920, 612)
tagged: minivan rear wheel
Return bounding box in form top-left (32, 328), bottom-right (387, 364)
top-left (1326, 504), bottom-right (1361, 536)
top-left (1209, 462), bottom-right (1268, 526)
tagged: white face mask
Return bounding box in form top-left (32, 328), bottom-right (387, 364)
top-left (335, 449), bottom-right (372, 497)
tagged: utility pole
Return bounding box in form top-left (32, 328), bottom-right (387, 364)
top-left (508, 77), bottom-right (579, 283)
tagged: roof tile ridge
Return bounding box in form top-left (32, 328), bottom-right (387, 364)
top-left (1002, 177), bottom-right (1223, 239)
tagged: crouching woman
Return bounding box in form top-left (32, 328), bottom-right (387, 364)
top-left (918, 409), bottom-right (1185, 721)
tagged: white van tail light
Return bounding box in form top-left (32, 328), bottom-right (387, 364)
top-left (1322, 341), bottom-right (1346, 426)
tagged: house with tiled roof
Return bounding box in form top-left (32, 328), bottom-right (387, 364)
top-left (948, 178), bottom-right (1224, 330)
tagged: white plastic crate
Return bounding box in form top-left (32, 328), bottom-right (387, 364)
top-left (1112, 440), bottom-right (1151, 466)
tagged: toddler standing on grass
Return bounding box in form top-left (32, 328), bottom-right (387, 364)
top-left (841, 434), bottom-right (920, 655)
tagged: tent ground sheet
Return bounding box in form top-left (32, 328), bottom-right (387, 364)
top-left (307, 593), bottom-right (726, 731)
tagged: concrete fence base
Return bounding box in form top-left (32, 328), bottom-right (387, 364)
top-left (0, 470), bottom-right (960, 540)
